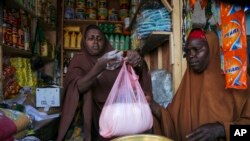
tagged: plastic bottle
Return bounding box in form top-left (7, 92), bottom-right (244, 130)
top-left (119, 35), bottom-right (125, 50)
top-left (124, 35), bottom-right (130, 50)
top-left (70, 32), bottom-right (76, 48)
top-left (114, 34), bottom-right (120, 50)
top-left (64, 31), bottom-right (70, 48)
top-left (76, 32), bottom-right (82, 49)
top-left (24, 27), bottom-right (30, 51)
top-left (109, 34), bottom-right (114, 48)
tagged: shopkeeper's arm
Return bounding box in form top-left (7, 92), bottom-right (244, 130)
top-left (77, 50), bottom-right (121, 93)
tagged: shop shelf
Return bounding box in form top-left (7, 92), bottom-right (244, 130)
top-left (1, 43), bottom-right (32, 57)
top-left (63, 47), bottom-right (81, 51)
top-left (140, 31), bottom-right (171, 55)
top-left (64, 19), bottom-right (123, 26)
top-left (4, 0), bottom-right (36, 17)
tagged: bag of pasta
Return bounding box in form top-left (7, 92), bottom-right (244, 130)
top-left (99, 62), bottom-right (153, 138)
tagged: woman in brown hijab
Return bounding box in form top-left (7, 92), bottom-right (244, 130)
top-left (151, 29), bottom-right (250, 141)
top-left (57, 25), bottom-right (152, 141)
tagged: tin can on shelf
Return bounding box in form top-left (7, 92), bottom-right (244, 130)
top-left (119, 8), bottom-right (129, 21)
top-left (98, 0), bottom-right (107, 8)
top-left (86, 8), bottom-right (97, 20)
top-left (108, 8), bottom-right (118, 21)
top-left (86, 0), bottom-right (97, 9)
top-left (75, 8), bottom-right (86, 19)
top-left (64, 7), bottom-right (75, 19)
top-left (76, 0), bottom-right (86, 8)
top-left (98, 7), bottom-right (107, 20)
top-left (119, 0), bottom-right (129, 7)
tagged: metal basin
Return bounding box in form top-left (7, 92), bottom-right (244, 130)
top-left (111, 134), bottom-right (173, 141)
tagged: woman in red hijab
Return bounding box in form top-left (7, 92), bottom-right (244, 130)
top-left (151, 29), bottom-right (250, 141)
top-left (57, 25), bottom-right (153, 141)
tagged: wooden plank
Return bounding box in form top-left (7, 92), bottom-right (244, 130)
top-left (141, 31), bottom-right (170, 55)
top-left (144, 54), bottom-right (151, 70)
top-left (64, 19), bottom-right (123, 26)
top-left (161, 0), bottom-right (173, 12)
top-left (172, 0), bottom-right (184, 93)
top-left (170, 33), bottom-right (174, 65)
top-left (158, 47), bottom-right (163, 69)
top-left (1, 43), bottom-right (32, 57)
top-left (162, 41), bottom-right (172, 73)
top-left (150, 49), bottom-right (158, 70)
top-left (151, 31), bottom-right (172, 35)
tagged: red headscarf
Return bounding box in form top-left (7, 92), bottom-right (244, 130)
top-left (187, 28), bottom-right (206, 40)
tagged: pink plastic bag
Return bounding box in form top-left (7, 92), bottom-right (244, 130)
top-left (99, 62), bottom-right (153, 138)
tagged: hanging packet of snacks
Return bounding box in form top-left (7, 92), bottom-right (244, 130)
top-left (99, 62), bottom-right (153, 138)
top-left (220, 3), bottom-right (247, 89)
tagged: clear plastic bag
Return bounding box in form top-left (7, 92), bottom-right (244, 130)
top-left (99, 62), bottom-right (153, 138)
top-left (151, 69), bottom-right (173, 108)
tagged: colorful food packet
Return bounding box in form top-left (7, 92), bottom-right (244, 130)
top-left (220, 2), bottom-right (247, 89)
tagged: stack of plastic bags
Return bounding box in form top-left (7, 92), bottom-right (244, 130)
top-left (136, 8), bottom-right (172, 38)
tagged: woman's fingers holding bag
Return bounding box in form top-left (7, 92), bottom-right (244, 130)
top-left (125, 50), bottom-right (143, 67)
top-left (103, 50), bottom-right (119, 59)
top-left (97, 50), bottom-right (123, 71)
top-left (102, 50), bottom-right (123, 61)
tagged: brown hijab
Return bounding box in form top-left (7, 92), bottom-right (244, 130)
top-left (57, 25), bottom-right (152, 141)
top-left (158, 31), bottom-right (250, 141)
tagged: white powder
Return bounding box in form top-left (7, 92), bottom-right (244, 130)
top-left (99, 103), bottom-right (153, 138)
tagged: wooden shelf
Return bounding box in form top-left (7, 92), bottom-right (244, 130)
top-left (140, 31), bottom-right (171, 55)
top-left (64, 19), bottom-right (123, 26)
top-left (3, 0), bottom-right (36, 17)
top-left (1, 43), bottom-right (32, 57)
top-left (4, 0), bottom-right (56, 31)
top-left (40, 56), bottom-right (54, 63)
top-left (64, 47), bottom-right (81, 50)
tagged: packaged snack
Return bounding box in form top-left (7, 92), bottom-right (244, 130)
top-left (221, 11), bottom-right (246, 51)
top-left (224, 50), bottom-right (247, 89)
top-left (220, 2), bottom-right (247, 89)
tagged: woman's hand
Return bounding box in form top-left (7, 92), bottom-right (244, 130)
top-left (186, 122), bottom-right (225, 141)
top-left (96, 50), bottom-right (123, 72)
top-left (125, 50), bottom-right (143, 68)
